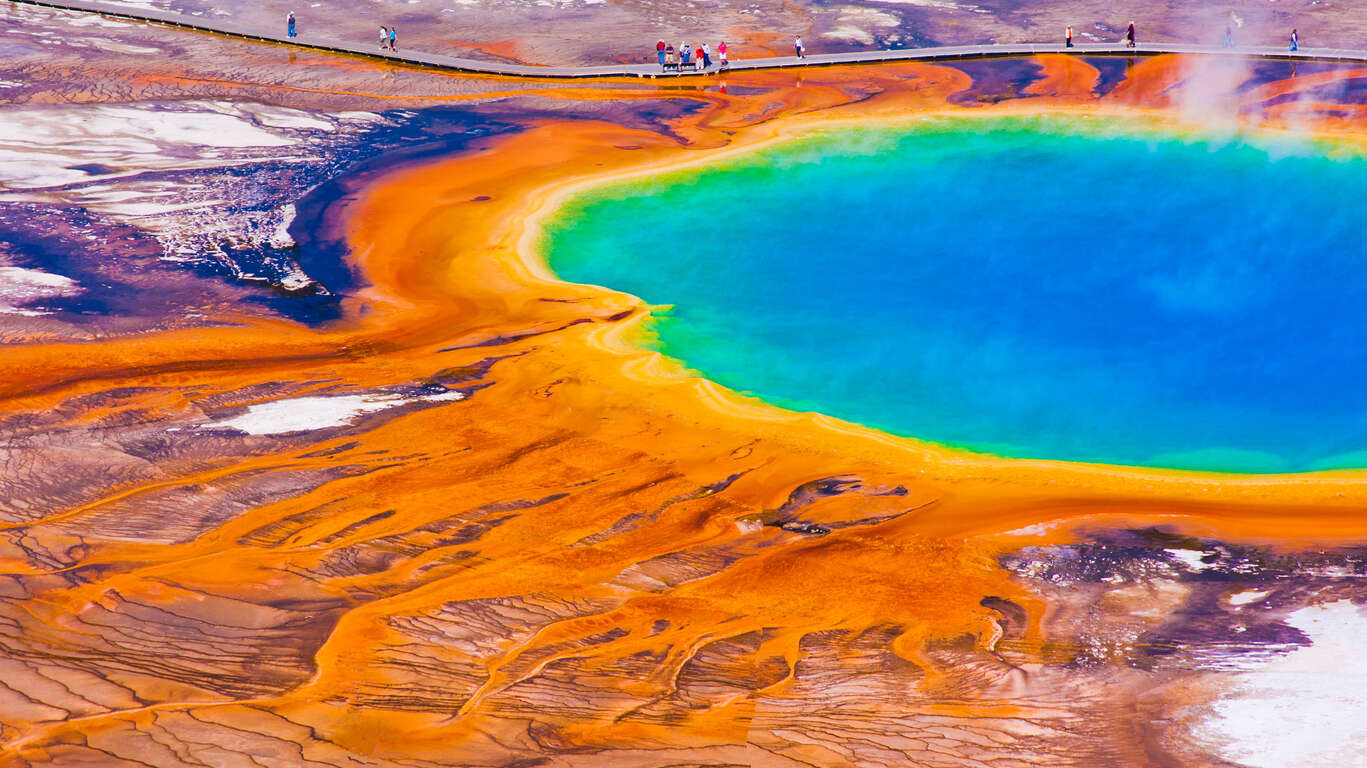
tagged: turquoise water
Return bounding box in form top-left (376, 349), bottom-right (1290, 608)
top-left (542, 115), bottom-right (1367, 473)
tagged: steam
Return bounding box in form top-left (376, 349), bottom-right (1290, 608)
top-left (1166, 52), bottom-right (1332, 155)
top-left (1155, 1), bottom-right (1340, 147)
top-left (1174, 54), bottom-right (1251, 138)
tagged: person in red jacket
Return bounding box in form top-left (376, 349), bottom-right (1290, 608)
top-left (656, 40), bottom-right (666, 69)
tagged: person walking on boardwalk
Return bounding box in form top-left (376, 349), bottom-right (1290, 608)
top-left (1289, 28), bottom-right (1300, 51)
top-left (1125, 21), bottom-right (1136, 48)
top-left (694, 43), bottom-right (705, 70)
top-left (718, 40), bottom-right (729, 70)
top-left (287, 11), bottom-right (297, 38)
top-left (680, 42), bottom-right (691, 68)
top-left (1223, 25), bottom-right (1234, 47)
top-left (389, 26), bottom-right (397, 51)
top-left (701, 42), bottom-right (712, 69)
top-left (656, 39), bottom-right (666, 69)
top-left (379, 26), bottom-right (389, 50)
top-left (1065, 25), bottom-right (1073, 47)
top-left (794, 36), bottom-right (805, 58)
top-left (665, 43), bottom-right (677, 70)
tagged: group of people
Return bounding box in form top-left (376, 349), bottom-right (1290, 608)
top-left (379, 25), bottom-right (398, 51)
top-left (1064, 20), bottom-right (1303, 51)
top-left (282, 13), bottom-right (397, 51)
top-left (1223, 24), bottom-right (1299, 49)
top-left (1064, 21), bottom-right (1136, 48)
top-left (656, 36), bottom-right (812, 72)
top-left (657, 40), bottom-right (728, 71)
top-left (284, 13), bottom-right (1312, 67)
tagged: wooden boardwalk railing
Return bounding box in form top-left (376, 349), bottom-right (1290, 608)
top-left (11, 0), bottom-right (1367, 78)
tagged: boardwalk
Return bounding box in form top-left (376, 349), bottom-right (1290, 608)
top-left (13, 0), bottom-right (1367, 78)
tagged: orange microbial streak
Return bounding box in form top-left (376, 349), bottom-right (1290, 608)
top-left (1024, 54), bottom-right (1102, 99)
top-left (2, 56), bottom-right (1367, 767)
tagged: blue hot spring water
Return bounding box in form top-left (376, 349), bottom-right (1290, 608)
top-left (541, 115), bottom-right (1367, 473)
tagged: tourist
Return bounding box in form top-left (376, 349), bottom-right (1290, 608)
top-left (794, 36), bottom-right (805, 58)
top-left (656, 39), bottom-right (666, 69)
top-left (718, 40), bottom-right (729, 70)
top-left (1125, 21), bottom-right (1135, 48)
top-left (287, 11), bottom-right (297, 38)
top-left (701, 42), bottom-right (712, 69)
top-left (665, 43), bottom-right (677, 71)
top-left (1223, 25), bottom-right (1234, 47)
top-left (390, 26), bottom-right (397, 51)
top-left (1289, 28), bottom-right (1300, 51)
top-left (1065, 25), bottom-right (1073, 48)
top-left (680, 42), bottom-right (691, 68)
top-left (379, 26), bottom-right (389, 50)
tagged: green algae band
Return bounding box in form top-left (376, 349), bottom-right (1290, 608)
top-left (543, 115), bottom-right (1367, 473)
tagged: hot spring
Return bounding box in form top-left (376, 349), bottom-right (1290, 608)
top-left (542, 114), bottom-right (1367, 473)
